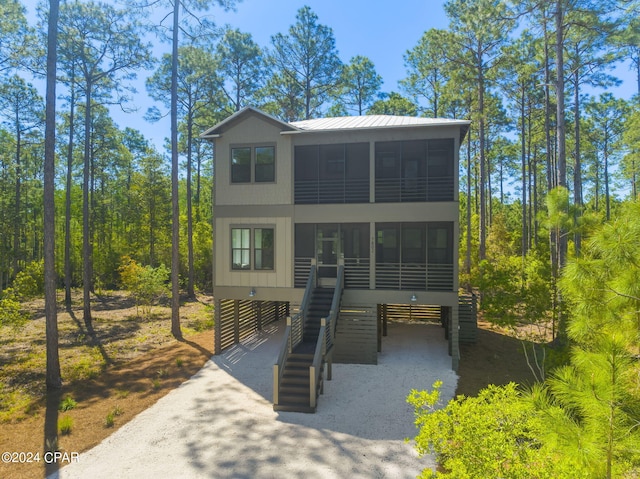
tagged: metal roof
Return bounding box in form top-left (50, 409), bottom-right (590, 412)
top-left (200, 106), bottom-right (295, 138)
top-left (288, 115), bottom-right (470, 132)
top-left (200, 108), bottom-right (471, 140)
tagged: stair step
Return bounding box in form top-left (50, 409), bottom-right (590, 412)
top-left (288, 352), bottom-right (314, 361)
top-left (281, 375), bottom-right (309, 385)
top-left (274, 286), bottom-right (336, 414)
top-left (280, 384), bottom-right (309, 395)
top-left (273, 403), bottom-right (316, 413)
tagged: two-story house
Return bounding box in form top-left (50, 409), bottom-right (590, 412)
top-left (202, 107), bottom-right (470, 412)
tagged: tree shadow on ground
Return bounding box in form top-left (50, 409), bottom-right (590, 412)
top-left (92, 293), bottom-right (137, 311)
top-left (169, 321), bottom-right (450, 478)
top-left (43, 388), bottom-right (62, 479)
top-left (457, 326), bottom-right (537, 396)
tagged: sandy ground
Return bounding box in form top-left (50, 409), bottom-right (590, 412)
top-left (48, 320), bottom-right (458, 479)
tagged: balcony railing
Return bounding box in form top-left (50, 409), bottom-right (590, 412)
top-left (296, 257), bottom-right (370, 289)
top-left (426, 263), bottom-right (455, 291)
top-left (296, 258), bottom-right (452, 291)
top-left (375, 263), bottom-right (454, 291)
top-left (343, 258), bottom-right (370, 289)
top-left (294, 178), bottom-right (369, 204)
top-left (375, 263), bottom-right (427, 290)
top-left (427, 176), bottom-right (455, 201)
top-left (375, 176), bottom-right (454, 202)
top-left (294, 257), bottom-right (313, 288)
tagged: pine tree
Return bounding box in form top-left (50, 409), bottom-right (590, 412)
top-left (267, 6), bottom-right (342, 120)
top-left (546, 202), bottom-right (640, 478)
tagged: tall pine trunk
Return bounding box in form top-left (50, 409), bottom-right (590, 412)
top-left (478, 53), bottom-right (487, 261)
top-left (187, 111), bottom-right (195, 299)
top-left (573, 65), bottom-right (582, 256)
top-left (170, 0), bottom-right (182, 339)
top-left (555, 0), bottom-right (568, 267)
top-left (44, 0), bottom-right (62, 390)
top-left (83, 84), bottom-right (94, 334)
top-left (13, 123), bottom-right (21, 275)
top-left (520, 86), bottom-right (528, 258)
top-left (64, 73), bottom-right (76, 308)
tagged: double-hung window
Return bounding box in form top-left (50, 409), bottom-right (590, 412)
top-left (231, 228), bottom-right (251, 270)
top-left (231, 145), bottom-right (275, 183)
top-left (231, 227), bottom-right (274, 271)
top-left (254, 228), bottom-right (274, 270)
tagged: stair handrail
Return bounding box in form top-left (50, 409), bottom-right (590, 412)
top-left (326, 264), bottom-right (344, 351)
top-left (310, 320), bottom-right (327, 409)
top-left (300, 262), bottom-right (316, 316)
top-left (273, 264), bottom-right (316, 407)
top-left (273, 318), bottom-right (292, 405)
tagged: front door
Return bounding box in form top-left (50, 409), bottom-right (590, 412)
top-left (316, 224), bottom-right (339, 285)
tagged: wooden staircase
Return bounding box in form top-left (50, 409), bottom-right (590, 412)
top-left (274, 287), bottom-right (333, 413)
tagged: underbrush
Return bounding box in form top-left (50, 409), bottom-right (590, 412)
top-left (0, 290), bottom-right (213, 424)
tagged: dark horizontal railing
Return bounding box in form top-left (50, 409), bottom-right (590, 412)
top-left (375, 176), bottom-right (454, 202)
top-left (375, 263), bottom-right (454, 291)
top-left (294, 257), bottom-right (313, 288)
top-left (427, 176), bottom-right (455, 201)
top-left (375, 263), bottom-right (427, 290)
top-left (426, 263), bottom-right (455, 291)
top-left (295, 178), bottom-right (369, 204)
top-left (296, 257), bottom-right (370, 289)
top-left (343, 258), bottom-right (370, 289)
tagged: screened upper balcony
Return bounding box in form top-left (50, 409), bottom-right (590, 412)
top-left (294, 143), bottom-right (369, 204)
top-left (293, 139), bottom-right (455, 205)
top-left (374, 139), bottom-right (454, 203)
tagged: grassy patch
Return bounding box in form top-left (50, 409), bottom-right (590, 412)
top-left (58, 415), bottom-right (74, 435)
top-left (0, 386), bottom-right (35, 422)
top-left (115, 389), bottom-right (130, 399)
top-left (64, 347), bottom-right (106, 381)
top-left (0, 290), bottom-right (212, 426)
top-left (59, 395), bottom-right (77, 412)
top-left (104, 405), bottom-right (123, 428)
top-left (188, 318), bottom-right (214, 333)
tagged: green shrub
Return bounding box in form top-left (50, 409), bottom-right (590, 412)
top-left (59, 396), bottom-right (77, 412)
top-left (104, 404), bottom-right (124, 428)
top-left (407, 382), bottom-right (583, 478)
top-left (12, 260), bottom-right (44, 300)
top-left (104, 412), bottom-right (115, 428)
top-left (0, 290), bottom-right (28, 328)
top-left (58, 415), bottom-right (74, 435)
top-left (118, 256), bottom-right (170, 316)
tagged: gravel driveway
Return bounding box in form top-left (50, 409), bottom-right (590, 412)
top-left (49, 320), bottom-right (457, 479)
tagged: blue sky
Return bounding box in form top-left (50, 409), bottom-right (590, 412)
top-left (213, 0), bottom-right (450, 93)
top-left (20, 0), bottom-right (637, 153)
top-left (22, 0), bottom-right (452, 151)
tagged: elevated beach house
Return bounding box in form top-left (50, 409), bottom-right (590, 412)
top-left (201, 107), bottom-right (471, 412)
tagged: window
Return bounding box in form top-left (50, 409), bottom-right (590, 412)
top-left (231, 145), bottom-right (276, 183)
top-left (254, 228), bottom-right (274, 270)
top-left (231, 227), bottom-right (274, 271)
top-left (231, 228), bottom-right (251, 269)
top-left (231, 148), bottom-right (251, 183)
top-left (255, 147), bottom-right (275, 182)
